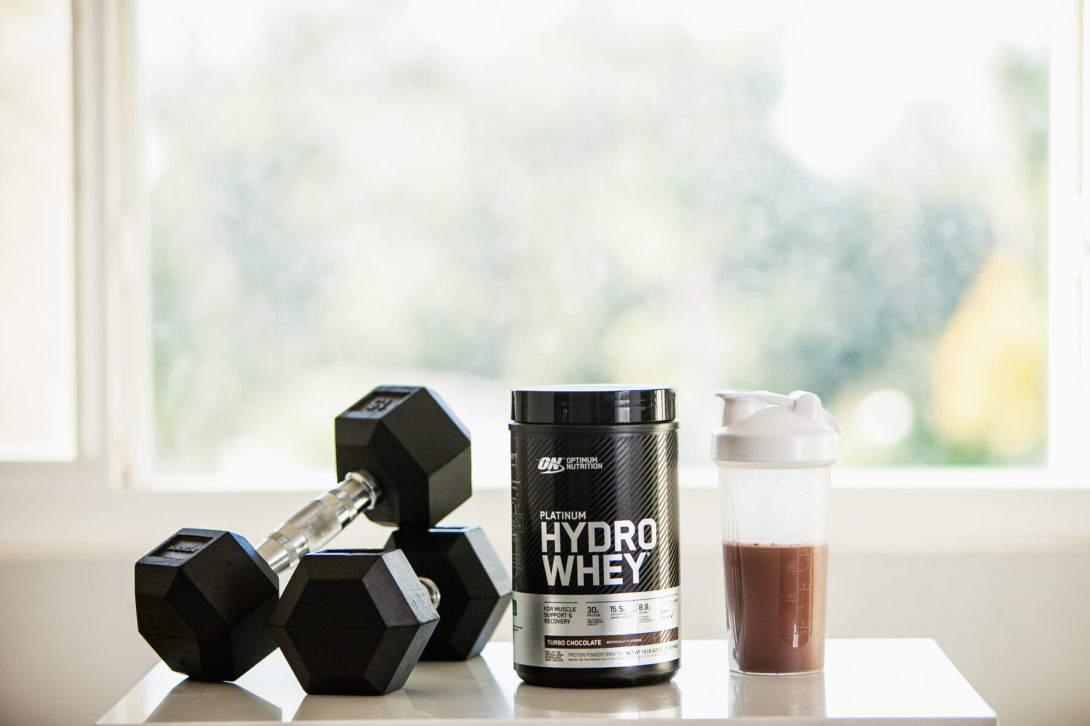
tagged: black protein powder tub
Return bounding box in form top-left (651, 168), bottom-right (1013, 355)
top-left (510, 385), bottom-right (680, 687)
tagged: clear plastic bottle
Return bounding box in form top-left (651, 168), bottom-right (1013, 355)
top-left (711, 390), bottom-right (840, 674)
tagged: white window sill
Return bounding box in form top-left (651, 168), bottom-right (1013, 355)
top-left (1, 478), bottom-right (1088, 560)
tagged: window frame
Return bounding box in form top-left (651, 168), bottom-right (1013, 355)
top-left (0, 0), bottom-right (146, 492)
top-left (2, 0), bottom-right (1088, 504)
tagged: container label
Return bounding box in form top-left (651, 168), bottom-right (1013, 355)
top-left (512, 588), bottom-right (680, 667)
top-left (511, 429), bottom-right (680, 669)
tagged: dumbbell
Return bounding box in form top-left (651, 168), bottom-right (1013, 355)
top-left (269, 526), bottom-right (512, 695)
top-left (134, 386), bottom-right (471, 682)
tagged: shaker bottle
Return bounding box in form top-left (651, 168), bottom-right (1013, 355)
top-left (711, 390), bottom-right (840, 674)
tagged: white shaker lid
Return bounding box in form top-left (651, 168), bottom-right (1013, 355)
top-left (711, 390), bottom-right (841, 466)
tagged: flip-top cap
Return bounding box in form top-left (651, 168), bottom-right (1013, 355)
top-left (712, 390), bottom-right (840, 466)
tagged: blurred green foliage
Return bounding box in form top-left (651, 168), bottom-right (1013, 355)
top-left (144, 1), bottom-right (1048, 473)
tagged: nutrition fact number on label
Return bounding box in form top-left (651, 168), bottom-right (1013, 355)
top-left (513, 587), bottom-right (680, 668)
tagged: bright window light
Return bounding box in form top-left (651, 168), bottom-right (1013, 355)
top-left (137, 0), bottom-right (1056, 488)
top-left (0, 0), bottom-right (76, 462)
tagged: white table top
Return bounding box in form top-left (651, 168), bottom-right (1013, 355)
top-left (98, 639), bottom-right (996, 725)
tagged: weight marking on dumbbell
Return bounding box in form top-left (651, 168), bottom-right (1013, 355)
top-left (154, 533), bottom-right (211, 559)
top-left (350, 389), bottom-right (409, 417)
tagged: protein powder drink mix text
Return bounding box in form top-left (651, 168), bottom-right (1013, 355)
top-left (510, 385), bottom-right (680, 687)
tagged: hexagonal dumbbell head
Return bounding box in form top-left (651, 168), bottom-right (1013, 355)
top-left (269, 549), bottom-right (440, 695)
top-left (385, 526), bottom-right (512, 660)
top-left (335, 386), bottom-right (471, 529)
top-left (134, 528), bottom-right (279, 681)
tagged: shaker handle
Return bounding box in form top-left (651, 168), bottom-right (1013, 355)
top-left (715, 390), bottom-right (842, 432)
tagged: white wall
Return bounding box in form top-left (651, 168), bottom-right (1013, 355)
top-left (1, 487), bottom-right (1087, 725)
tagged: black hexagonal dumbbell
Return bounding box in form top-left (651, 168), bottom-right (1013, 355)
top-left (385, 526), bottom-right (512, 661)
top-left (269, 526), bottom-right (511, 695)
top-left (335, 386), bottom-right (471, 530)
top-left (268, 549), bottom-right (439, 695)
top-left (134, 386), bottom-right (471, 682)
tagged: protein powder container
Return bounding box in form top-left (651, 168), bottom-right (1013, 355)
top-left (510, 385), bottom-right (680, 687)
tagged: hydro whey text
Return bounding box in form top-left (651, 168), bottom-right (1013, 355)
top-left (510, 385), bottom-right (680, 687)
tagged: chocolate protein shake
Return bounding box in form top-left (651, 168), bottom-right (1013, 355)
top-left (723, 542), bottom-right (829, 673)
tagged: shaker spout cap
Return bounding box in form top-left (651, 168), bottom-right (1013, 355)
top-left (712, 390), bottom-right (840, 466)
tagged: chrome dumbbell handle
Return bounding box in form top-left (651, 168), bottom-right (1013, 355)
top-left (418, 576), bottom-right (441, 609)
top-left (257, 471), bottom-right (381, 574)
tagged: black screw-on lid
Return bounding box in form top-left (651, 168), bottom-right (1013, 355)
top-left (511, 385), bottom-right (677, 425)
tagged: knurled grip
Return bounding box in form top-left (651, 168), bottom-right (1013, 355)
top-left (257, 471), bottom-right (380, 574)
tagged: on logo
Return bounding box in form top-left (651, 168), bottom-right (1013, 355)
top-left (537, 457), bottom-right (565, 474)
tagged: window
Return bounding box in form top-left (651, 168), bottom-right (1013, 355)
top-left (0, 0), bottom-right (76, 462)
top-left (3, 1), bottom-right (1084, 492)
